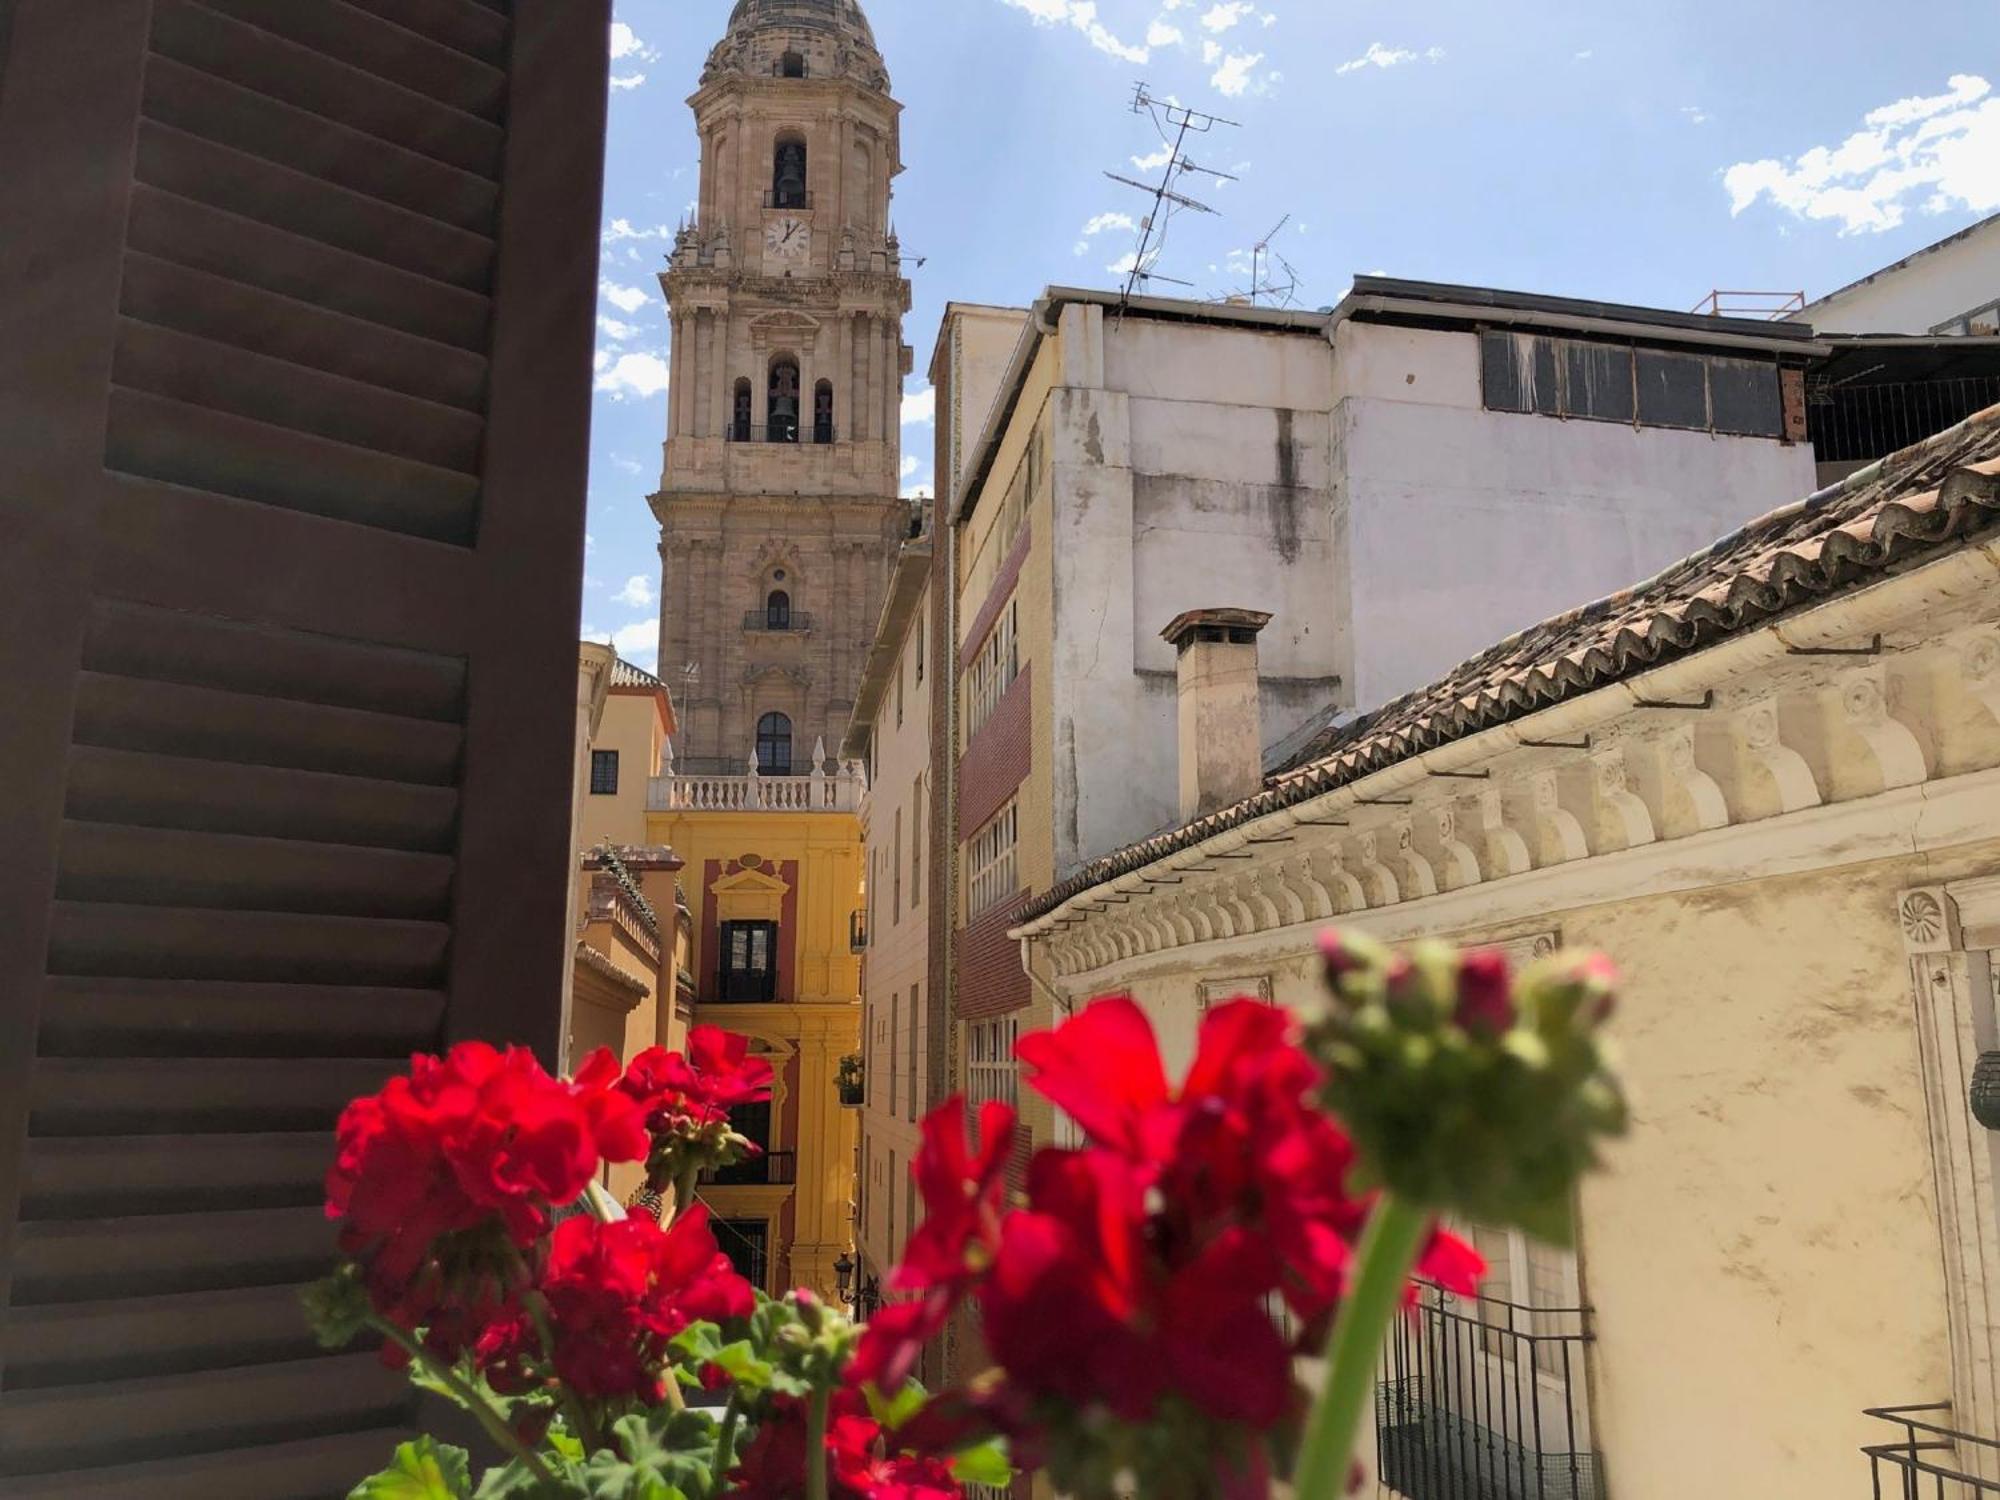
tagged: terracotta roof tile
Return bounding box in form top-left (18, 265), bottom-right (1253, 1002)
top-left (1019, 405), bottom-right (2000, 924)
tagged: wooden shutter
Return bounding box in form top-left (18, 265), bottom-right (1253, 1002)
top-left (0, 1), bottom-right (609, 1493)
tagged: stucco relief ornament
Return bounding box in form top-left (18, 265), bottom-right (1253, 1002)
top-left (1965, 634), bottom-right (2000, 683)
top-left (1532, 772), bottom-right (1561, 812)
top-left (1842, 675), bottom-right (1888, 727)
top-left (1595, 755), bottom-right (1628, 795)
top-left (1743, 704), bottom-right (1782, 750)
top-left (1665, 729), bottom-right (1698, 775)
top-left (1433, 806), bottom-right (1457, 843)
top-left (1900, 889), bottom-right (1953, 951)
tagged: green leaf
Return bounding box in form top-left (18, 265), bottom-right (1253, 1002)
top-left (347, 1437), bottom-right (473, 1499)
top-left (546, 1423), bottom-right (587, 1464)
top-left (948, 1440), bottom-right (1015, 1489)
top-left (861, 1379), bottom-right (929, 1432)
top-left (707, 1338), bottom-right (775, 1393)
top-left (471, 1459), bottom-right (581, 1500)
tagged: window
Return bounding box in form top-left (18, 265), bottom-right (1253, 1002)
top-left (731, 378), bottom-right (753, 441)
top-left (995, 430), bottom-right (1041, 560)
top-left (888, 992), bottom-right (900, 1118)
top-left (1469, 1222), bottom-right (1578, 1376)
top-left (767, 358), bottom-right (800, 443)
top-left (756, 712), bottom-right (793, 775)
top-left (718, 919), bottom-right (778, 1003)
top-left (967, 1018), bottom-right (1019, 1109)
top-left (589, 749), bottom-right (619, 796)
top-left (907, 983), bottom-right (920, 1124)
top-left (771, 136), bottom-right (807, 209)
top-left (913, 612), bottom-right (926, 685)
top-left (707, 1100), bottom-right (773, 1184)
top-left (779, 50), bottom-right (806, 78)
top-left (892, 809), bottom-right (902, 925)
top-left (910, 778), bottom-right (923, 908)
top-left (887, 1150), bottom-right (897, 1253)
top-left (895, 652), bottom-right (904, 727)
top-left (814, 380), bottom-right (834, 444)
top-left (963, 599), bottom-right (1019, 744)
top-left (718, 1218), bottom-right (769, 1291)
top-left (766, 590), bottom-right (792, 630)
top-left (967, 801), bottom-right (1018, 919)
top-left (1481, 329), bottom-right (1785, 438)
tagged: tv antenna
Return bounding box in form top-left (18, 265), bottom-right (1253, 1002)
top-left (1106, 83), bottom-right (1240, 302)
top-left (1216, 214), bottom-right (1303, 308)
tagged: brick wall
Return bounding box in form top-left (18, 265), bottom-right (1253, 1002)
top-left (957, 891), bottom-right (1030, 1022)
top-left (957, 662), bottom-right (1031, 842)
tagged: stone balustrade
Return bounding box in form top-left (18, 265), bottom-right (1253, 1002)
top-left (649, 767), bottom-right (863, 814)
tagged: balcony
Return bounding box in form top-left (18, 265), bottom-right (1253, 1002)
top-left (743, 608), bottom-right (818, 633)
top-left (1864, 1405), bottom-right (2000, 1496)
top-left (727, 422), bottom-right (838, 445)
top-left (1377, 1283), bottom-right (1603, 1500)
top-left (650, 767), bottom-right (862, 814)
top-left (699, 1150), bottom-right (798, 1188)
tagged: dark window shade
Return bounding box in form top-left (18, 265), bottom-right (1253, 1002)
top-left (1709, 356), bottom-right (1784, 437)
top-left (589, 749), bottom-right (619, 795)
top-left (1636, 349), bottom-right (1710, 430)
top-left (1563, 340), bottom-right (1636, 425)
top-left (1481, 331), bottom-right (1558, 416)
top-left (719, 919), bottom-right (778, 1002)
top-left (718, 1217), bottom-right (770, 1290)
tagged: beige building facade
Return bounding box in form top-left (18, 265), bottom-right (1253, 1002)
top-left (651, 0), bottom-right (914, 774)
top-left (1013, 409), bottom-right (2000, 1499)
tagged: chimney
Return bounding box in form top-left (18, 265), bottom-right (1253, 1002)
top-left (1161, 608), bottom-right (1273, 821)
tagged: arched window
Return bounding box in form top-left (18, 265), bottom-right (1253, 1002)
top-left (813, 380), bottom-right (834, 444)
top-left (756, 712), bottom-right (793, 775)
top-left (732, 378), bottom-right (752, 442)
top-left (767, 358), bottom-right (800, 443)
top-left (766, 590), bottom-right (792, 630)
top-left (772, 136), bottom-right (807, 209)
top-left (779, 51), bottom-right (806, 78)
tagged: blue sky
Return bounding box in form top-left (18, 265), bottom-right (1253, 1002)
top-left (583, 0), bottom-right (1998, 669)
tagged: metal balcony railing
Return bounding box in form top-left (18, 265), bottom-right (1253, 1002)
top-left (726, 423), bottom-right (838, 445)
top-left (742, 608), bottom-right (817, 633)
top-left (699, 1150), bottom-right (797, 1188)
top-left (1377, 1282), bottom-right (1602, 1500)
top-left (1865, 1405), bottom-right (2000, 1496)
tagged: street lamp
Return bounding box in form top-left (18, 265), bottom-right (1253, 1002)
top-left (834, 1250), bottom-right (856, 1305)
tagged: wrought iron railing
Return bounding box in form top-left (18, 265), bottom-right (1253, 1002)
top-left (742, 608), bottom-right (817, 633)
top-left (699, 1150), bottom-right (797, 1188)
top-left (1809, 376), bottom-right (2000, 464)
top-left (1377, 1282), bottom-right (1602, 1500)
top-left (1864, 1405), bottom-right (2000, 1496)
top-left (726, 423), bottom-right (839, 445)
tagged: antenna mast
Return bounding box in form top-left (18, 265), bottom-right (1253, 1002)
top-left (1106, 83), bottom-right (1240, 303)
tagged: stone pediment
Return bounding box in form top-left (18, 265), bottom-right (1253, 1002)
top-left (747, 310), bottom-right (823, 348)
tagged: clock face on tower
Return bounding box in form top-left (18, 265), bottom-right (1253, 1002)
top-left (764, 216), bottom-right (810, 265)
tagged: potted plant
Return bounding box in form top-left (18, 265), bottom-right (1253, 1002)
top-left (836, 1052), bottom-right (865, 1108)
top-left (308, 933), bottom-right (1624, 1499)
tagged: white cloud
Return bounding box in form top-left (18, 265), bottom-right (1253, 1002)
top-left (998, 0), bottom-right (1151, 64)
top-left (598, 315), bottom-right (641, 341)
top-left (610, 73), bottom-right (647, 91)
top-left (1202, 39), bottom-right (1222, 63)
top-left (901, 455), bottom-right (922, 479)
top-left (1131, 144), bottom-right (1175, 171)
top-left (609, 21), bottom-right (657, 62)
top-left (595, 351), bottom-right (671, 401)
top-left (1723, 73), bottom-right (2000, 234)
top-left (1682, 105), bottom-right (1711, 126)
top-left (1209, 49), bottom-right (1264, 96)
top-left (1081, 211), bottom-right (1138, 238)
top-left (614, 574), bottom-right (657, 608)
top-left (1335, 42), bottom-right (1444, 74)
top-left (1574, 49), bottom-right (1594, 61)
top-left (603, 219), bottom-right (673, 244)
top-left (902, 386), bottom-right (936, 426)
top-left (1146, 19), bottom-right (1185, 46)
top-left (600, 280), bottom-right (651, 314)
top-left (1200, 1), bottom-right (1254, 32)
top-left (612, 454), bottom-right (643, 476)
top-left (610, 619), bottom-right (659, 669)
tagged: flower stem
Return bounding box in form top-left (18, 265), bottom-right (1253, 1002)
top-left (525, 1291), bottom-right (603, 1454)
top-left (714, 1391), bottom-right (744, 1477)
top-left (669, 1164), bottom-right (700, 1228)
top-left (369, 1316), bottom-right (558, 1487)
top-left (1291, 1194), bottom-right (1430, 1499)
top-left (806, 1385), bottom-right (831, 1500)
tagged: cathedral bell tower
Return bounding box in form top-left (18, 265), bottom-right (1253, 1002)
top-left (652, 0), bottom-right (914, 775)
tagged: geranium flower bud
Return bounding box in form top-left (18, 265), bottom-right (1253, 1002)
top-left (1318, 927), bottom-right (1388, 1004)
top-left (1453, 951), bottom-right (1515, 1037)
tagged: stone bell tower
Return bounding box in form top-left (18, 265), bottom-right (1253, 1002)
top-left (653, 0), bottom-right (914, 775)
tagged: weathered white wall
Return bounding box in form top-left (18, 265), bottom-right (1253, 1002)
top-left (1050, 313), bottom-right (1343, 877)
top-left (1331, 323), bottom-right (1819, 711)
top-left (1803, 215), bottom-right (2000, 334)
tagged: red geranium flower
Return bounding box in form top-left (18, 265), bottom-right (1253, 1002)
top-left (481, 1205), bottom-right (753, 1403)
top-left (620, 1025), bottom-right (775, 1134)
top-left (731, 1390), bottom-right (965, 1500)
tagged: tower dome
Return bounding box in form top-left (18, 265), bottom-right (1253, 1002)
top-left (707, 0), bottom-right (887, 88)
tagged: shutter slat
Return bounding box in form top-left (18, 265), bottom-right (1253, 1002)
top-left (12, 1206), bottom-right (337, 1305)
top-left (31, 1058), bottom-right (399, 1136)
top-left (0, 1425), bottom-right (421, 1500)
top-left (47, 902), bottom-right (452, 988)
top-left (36, 976), bottom-right (445, 1059)
top-left (2, 1284), bottom-right (334, 1392)
top-left (23, 1132), bottom-right (333, 1217)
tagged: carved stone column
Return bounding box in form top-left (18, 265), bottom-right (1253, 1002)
top-left (1899, 877), bottom-right (2000, 1459)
